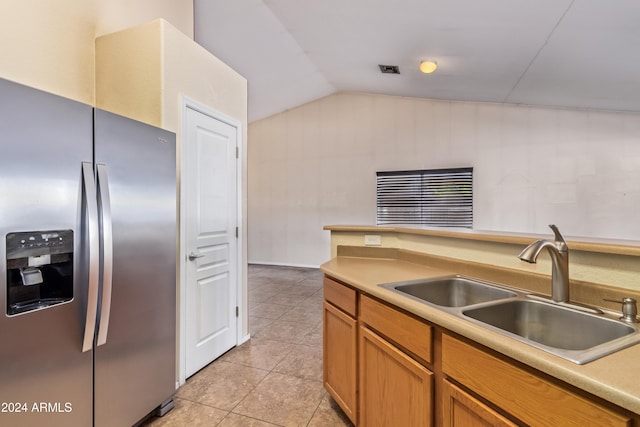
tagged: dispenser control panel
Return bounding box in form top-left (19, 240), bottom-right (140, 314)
top-left (6, 230), bottom-right (73, 260)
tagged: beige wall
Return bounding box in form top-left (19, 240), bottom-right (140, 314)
top-left (162, 22), bottom-right (247, 132)
top-left (0, 0), bottom-right (193, 105)
top-left (95, 21), bottom-right (164, 127)
top-left (0, 1), bottom-right (96, 103)
top-left (94, 18), bottom-right (247, 134)
top-left (248, 92), bottom-right (640, 267)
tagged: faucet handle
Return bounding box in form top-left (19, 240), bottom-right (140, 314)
top-left (549, 224), bottom-right (569, 252)
top-left (549, 224), bottom-right (566, 243)
top-left (603, 297), bottom-right (639, 323)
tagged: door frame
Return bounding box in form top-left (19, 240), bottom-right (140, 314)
top-left (178, 96), bottom-right (246, 386)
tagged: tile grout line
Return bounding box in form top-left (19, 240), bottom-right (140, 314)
top-left (304, 392), bottom-right (327, 427)
top-left (215, 409), bottom-right (284, 427)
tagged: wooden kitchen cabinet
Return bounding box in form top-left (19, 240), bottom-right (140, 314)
top-left (323, 277), bottom-right (358, 425)
top-left (323, 277), bottom-right (435, 426)
top-left (442, 334), bottom-right (634, 427)
top-left (359, 294), bottom-right (434, 427)
top-left (442, 379), bottom-right (517, 427)
top-left (359, 325), bottom-right (433, 427)
top-left (323, 274), bottom-right (639, 427)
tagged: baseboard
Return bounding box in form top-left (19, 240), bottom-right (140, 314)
top-left (248, 261), bottom-right (321, 269)
top-left (239, 333), bottom-right (251, 345)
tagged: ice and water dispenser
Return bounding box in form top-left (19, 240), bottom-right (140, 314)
top-left (6, 230), bottom-right (73, 315)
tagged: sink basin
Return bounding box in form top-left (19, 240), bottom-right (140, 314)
top-left (380, 275), bottom-right (640, 363)
top-left (384, 275), bottom-right (517, 307)
top-left (463, 299), bottom-right (640, 363)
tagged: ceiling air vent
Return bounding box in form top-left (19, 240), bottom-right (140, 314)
top-left (379, 64), bottom-right (400, 74)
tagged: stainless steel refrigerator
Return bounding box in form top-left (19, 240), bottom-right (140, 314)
top-left (0, 78), bottom-right (176, 426)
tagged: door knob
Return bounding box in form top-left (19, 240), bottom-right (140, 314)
top-left (188, 252), bottom-right (204, 261)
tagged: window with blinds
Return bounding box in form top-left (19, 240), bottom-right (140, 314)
top-left (376, 168), bottom-right (473, 228)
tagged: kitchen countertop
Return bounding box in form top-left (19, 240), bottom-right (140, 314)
top-left (320, 254), bottom-right (640, 415)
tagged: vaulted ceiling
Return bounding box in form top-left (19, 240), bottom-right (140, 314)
top-left (194, 1), bottom-right (640, 122)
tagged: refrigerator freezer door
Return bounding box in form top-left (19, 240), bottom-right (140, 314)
top-left (93, 109), bottom-right (176, 427)
top-left (0, 79), bottom-right (93, 426)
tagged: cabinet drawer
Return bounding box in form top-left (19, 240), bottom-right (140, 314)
top-left (360, 294), bottom-right (432, 364)
top-left (324, 276), bottom-right (357, 317)
top-left (442, 334), bottom-right (632, 427)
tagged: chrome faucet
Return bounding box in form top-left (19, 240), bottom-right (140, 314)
top-left (518, 224), bottom-right (570, 303)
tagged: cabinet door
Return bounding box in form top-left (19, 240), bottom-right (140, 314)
top-left (359, 326), bottom-right (433, 427)
top-left (442, 334), bottom-right (633, 427)
top-left (323, 301), bottom-right (358, 425)
top-left (442, 380), bottom-right (517, 427)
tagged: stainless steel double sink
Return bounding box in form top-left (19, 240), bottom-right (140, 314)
top-left (381, 276), bottom-right (640, 364)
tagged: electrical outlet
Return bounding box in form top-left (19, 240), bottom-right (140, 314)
top-left (364, 234), bottom-right (382, 246)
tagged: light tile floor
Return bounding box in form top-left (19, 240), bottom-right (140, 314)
top-left (142, 265), bottom-right (353, 427)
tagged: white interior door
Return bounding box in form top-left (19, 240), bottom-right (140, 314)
top-left (184, 106), bottom-right (238, 378)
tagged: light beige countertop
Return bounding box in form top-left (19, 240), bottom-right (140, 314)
top-left (320, 254), bottom-right (640, 415)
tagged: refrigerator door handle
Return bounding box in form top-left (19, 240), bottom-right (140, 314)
top-left (96, 164), bottom-right (113, 346)
top-left (81, 162), bottom-right (100, 352)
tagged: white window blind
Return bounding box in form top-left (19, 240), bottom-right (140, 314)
top-left (376, 168), bottom-right (473, 228)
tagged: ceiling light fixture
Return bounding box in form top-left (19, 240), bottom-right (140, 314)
top-left (419, 60), bottom-right (438, 74)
